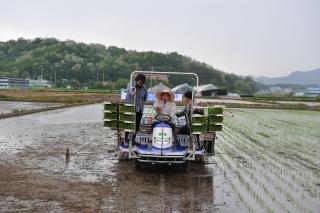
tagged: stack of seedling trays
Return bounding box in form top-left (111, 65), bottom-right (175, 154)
top-left (118, 104), bottom-right (135, 132)
top-left (103, 102), bottom-right (119, 130)
top-left (192, 115), bottom-right (208, 134)
top-left (207, 106), bottom-right (224, 132)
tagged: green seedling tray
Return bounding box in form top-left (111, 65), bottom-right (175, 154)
top-left (192, 124), bottom-right (207, 133)
top-left (119, 113), bottom-right (135, 122)
top-left (104, 102), bottom-right (119, 111)
top-left (104, 111), bottom-right (118, 120)
top-left (119, 104), bottom-right (135, 113)
top-left (192, 115), bottom-right (208, 124)
top-left (208, 124), bottom-right (223, 132)
top-left (104, 119), bottom-right (118, 129)
top-left (209, 115), bottom-right (224, 123)
top-left (119, 121), bottom-right (135, 130)
top-left (208, 107), bottom-right (224, 115)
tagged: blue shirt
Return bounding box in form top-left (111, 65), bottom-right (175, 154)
top-left (126, 84), bottom-right (148, 112)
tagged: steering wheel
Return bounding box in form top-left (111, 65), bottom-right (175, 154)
top-left (155, 114), bottom-right (172, 122)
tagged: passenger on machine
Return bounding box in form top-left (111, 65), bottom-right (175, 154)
top-left (125, 73), bottom-right (148, 132)
top-left (176, 91), bottom-right (193, 135)
top-left (153, 88), bottom-right (179, 146)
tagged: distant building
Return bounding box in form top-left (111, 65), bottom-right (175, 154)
top-left (171, 83), bottom-right (192, 94)
top-left (29, 79), bottom-right (52, 87)
top-left (269, 86), bottom-right (293, 94)
top-left (0, 78), bottom-right (9, 88)
top-left (0, 78), bottom-right (29, 88)
top-left (194, 84), bottom-right (227, 97)
top-left (0, 77), bottom-right (51, 88)
top-left (304, 87), bottom-right (320, 97)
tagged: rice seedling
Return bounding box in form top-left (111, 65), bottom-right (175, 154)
top-left (119, 104), bottom-right (135, 113)
top-left (208, 106), bottom-right (224, 115)
top-left (208, 124), bottom-right (223, 132)
top-left (104, 111), bottom-right (118, 119)
top-left (192, 115), bottom-right (208, 124)
top-left (208, 115), bottom-right (224, 123)
top-left (119, 113), bottom-right (135, 122)
top-left (119, 121), bottom-right (135, 130)
top-left (103, 119), bottom-right (118, 129)
top-left (192, 124), bottom-right (207, 133)
top-left (104, 102), bottom-right (119, 111)
top-left (214, 108), bottom-right (320, 213)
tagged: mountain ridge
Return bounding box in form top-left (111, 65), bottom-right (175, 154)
top-left (254, 69), bottom-right (320, 86)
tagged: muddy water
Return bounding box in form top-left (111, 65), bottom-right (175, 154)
top-left (0, 104), bottom-right (245, 212)
top-left (0, 101), bottom-right (62, 114)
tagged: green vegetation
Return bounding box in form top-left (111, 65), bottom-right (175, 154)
top-left (192, 124), bottom-right (207, 133)
top-left (119, 104), bottom-right (135, 113)
top-left (209, 115), bottom-right (224, 123)
top-left (243, 95), bottom-right (320, 102)
top-left (104, 103), bottom-right (119, 111)
top-left (0, 38), bottom-right (256, 93)
top-left (192, 115), bottom-right (208, 124)
top-left (208, 107), bottom-right (224, 115)
top-left (0, 93), bottom-right (95, 104)
top-left (216, 109), bottom-right (320, 212)
top-left (119, 113), bottom-right (135, 122)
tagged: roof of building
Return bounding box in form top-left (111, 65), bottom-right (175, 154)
top-left (148, 82), bottom-right (171, 93)
top-left (171, 83), bottom-right (192, 94)
top-left (194, 84), bottom-right (218, 92)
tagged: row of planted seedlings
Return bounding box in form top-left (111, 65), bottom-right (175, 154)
top-left (215, 151), bottom-right (266, 213)
top-left (214, 139), bottom-right (280, 213)
top-left (230, 108), bottom-right (320, 165)
top-left (222, 123), bottom-right (320, 206)
top-left (226, 111), bottom-right (320, 195)
top-left (217, 114), bottom-right (302, 212)
top-left (218, 128), bottom-right (314, 212)
top-left (191, 105), bottom-right (224, 134)
top-left (221, 111), bottom-right (319, 211)
top-left (226, 110), bottom-right (320, 182)
top-left (224, 116), bottom-right (320, 197)
top-left (103, 102), bottom-right (135, 131)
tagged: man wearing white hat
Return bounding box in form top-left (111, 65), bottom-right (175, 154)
top-left (154, 88), bottom-right (176, 117)
top-left (153, 88), bottom-right (179, 146)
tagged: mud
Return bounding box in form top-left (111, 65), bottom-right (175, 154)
top-left (0, 101), bottom-right (62, 114)
top-left (0, 104), bottom-right (245, 212)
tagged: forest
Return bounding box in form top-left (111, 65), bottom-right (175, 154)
top-left (0, 38), bottom-right (256, 93)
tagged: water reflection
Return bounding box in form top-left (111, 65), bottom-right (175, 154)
top-left (104, 162), bottom-right (214, 212)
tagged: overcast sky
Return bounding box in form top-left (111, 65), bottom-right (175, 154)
top-left (1, 0), bottom-right (319, 77)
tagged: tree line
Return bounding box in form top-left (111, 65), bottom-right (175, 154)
top-left (0, 38), bottom-right (256, 94)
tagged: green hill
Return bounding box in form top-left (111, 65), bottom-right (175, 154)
top-left (0, 38), bottom-right (256, 93)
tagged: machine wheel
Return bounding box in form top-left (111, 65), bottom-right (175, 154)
top-left (135, 159), bottom-right (142, 169)
top-left (195, 154), bottom-right (205, 163)
top-left (118, 148), bottom-right (129, 161)
top-left (205, 138), bottom-right (215, 155)
top-left (179, 162), bottom-right (188, 172)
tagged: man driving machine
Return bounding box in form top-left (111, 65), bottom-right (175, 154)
top-left (153, 88), bottom-right (179, 146)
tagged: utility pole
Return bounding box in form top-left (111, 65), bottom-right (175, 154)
top-left (96, 71), bottom-right (99, 82)
top-left (102, 72), bottom-right (104, 84)
top-left (41, 64), bottom-right (44, 80)
top-left (55, 70), bottom-right (57, 85)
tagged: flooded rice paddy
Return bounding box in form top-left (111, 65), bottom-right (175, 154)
top-left (0, 101), bottom-right (62, 115)
top-left (0, 104), bottom-right (319, 212)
